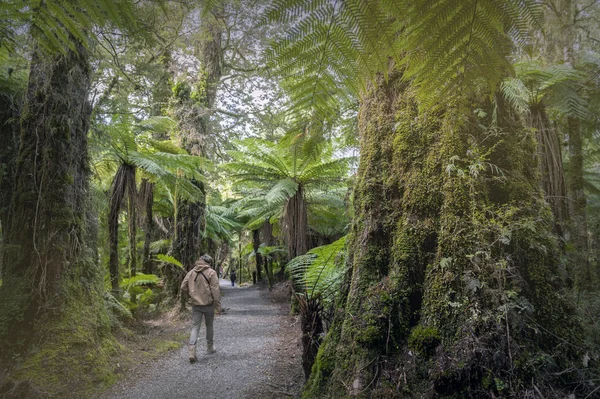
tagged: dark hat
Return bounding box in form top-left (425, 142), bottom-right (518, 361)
top-left (200, 254), bottom-right (213, 265)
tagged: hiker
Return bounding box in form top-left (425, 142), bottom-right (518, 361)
top-left (181, 254), bottom-right (222, 363)
top-left (230, 269), bottom-right (237, 287)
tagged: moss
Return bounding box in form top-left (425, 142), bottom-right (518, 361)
top-left (11, 286), bottom-right (121, 397)
top-left (190, 68), bottom-right (208, 104)
top-left (408, 325), bottom-right (440, 358)
top-left (156, 340), bottom-right (181, 352)
top-left (172, 80), bottom-right (191, 101)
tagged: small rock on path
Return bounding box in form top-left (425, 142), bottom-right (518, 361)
top-left (99, 280), bottom-right (295, 399)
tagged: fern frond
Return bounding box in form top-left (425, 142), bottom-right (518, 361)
top-left (2, 0), bottom-right (136, 54)
top-left (265, 0), bottom-right (396, 126)
top-left (120, 273), bottom-right (161, 289)
top-left (287, 235), bottom-right (347, 303)
top-left (401, 0), bottom-right (541, 108)
top-left (266, 0), bottom-right (542, 115)
top-left (265, 178), bottom-right (299, 204)
top-left (156, 254), bottom-right (183, 269)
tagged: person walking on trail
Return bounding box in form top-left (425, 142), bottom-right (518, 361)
top-left (181, 254), bottom-right (222, 363)
top-left (230, 269), bottom-right (237, 287)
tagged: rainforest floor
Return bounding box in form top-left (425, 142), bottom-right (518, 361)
top-left (95, 279), bottom-right (304, 399)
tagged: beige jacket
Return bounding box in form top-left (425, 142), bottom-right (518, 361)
top-left (181, 260), bottom-right (222, 311)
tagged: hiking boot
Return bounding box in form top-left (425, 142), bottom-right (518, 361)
top-left (206, 341), bottom-right (216, 355)
top-left (188, 344), bottom-right (197, 363)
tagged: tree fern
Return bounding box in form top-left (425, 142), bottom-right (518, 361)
top-left (501, 60), bottom-right (590, 118)
top-left (225, 137), bottom-right (350, 232)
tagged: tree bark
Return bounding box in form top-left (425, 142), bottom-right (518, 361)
top-left (283, 187), bottom-right (309, 262)
top-left (529, 104), bottom-right (569, 236)
top-left (108, 163), bottom-right (135, 294)
top-left (127, 168), bottom-right (137, 278)
top-left (252, 228), bottom-right (263, 280)
top-left (0, 41), bottom-right (110, 353)
top-left (0, 82), bottom-right (23, 254)
top-left (170, 10), bottom-right (223, 300)
top-left (304, 70), bottom-right (581, 397)
top-left (261, 220), bottom-right (276, 286)
top-left (140, 179), bottom-right (155, 275)
top-left (566, 116), bottom-right (592, 291)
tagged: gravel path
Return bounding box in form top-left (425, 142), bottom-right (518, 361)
top-left (99, 280), bottom-right (286, 399)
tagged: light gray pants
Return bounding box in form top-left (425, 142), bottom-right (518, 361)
top-left (189, 304), bottom-right (214, 345)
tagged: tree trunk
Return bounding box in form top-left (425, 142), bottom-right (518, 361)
top-left (127, 168), bottom-right (137, 278)
top-left (0, 82), bottom-right (23, 253)
top-left (253, 228), bottom-right (263, 280)
top-left (529, 104), bottom-right (569, 236)
top-left (108, 163), bottom-right (135, 294)
top-left (304, 70), bottom-right (581, 397)
top-left (262, 220), bottom-right (276, 287)
top-left (283, 187), bottom-right (309, 262)
top-left (140, 179), bottom-right (155, 275)
top-left (299, 296), bottom-right (324, 379)
top-left (0, 39), bottom-right (116, 381)
top-left (566, 116), bottom-right (592, 292)
top-left (172, 190), bottom-right (203, 304)
top-left (170, 10), bottom-right (223, 299)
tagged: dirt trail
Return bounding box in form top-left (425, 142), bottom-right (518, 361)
top-left (97, 280), bottom-right (303, 399)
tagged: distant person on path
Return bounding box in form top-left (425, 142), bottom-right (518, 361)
top-left (230, 269), bottom-right (237, 287)
top-left (181, 254), bottom-right (222, 363)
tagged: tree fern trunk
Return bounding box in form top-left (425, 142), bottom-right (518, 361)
top-left (127, 167), bottom-right (137, 279)
top-left (262, 220), bottom-right (275, 287)
top-left (108, 164), bottom-right (132, 294)
top-left (253, 228), bottom-right (263, 280)
top-left (304, 70), bottom-right (581, 398)
top-left (529, 104), bottom-right (569, 236)
top-left (283, 186), bottom-right (309, 262)
top-left (172, 189), bottom-right (202, 305)
top-left (140, 179), bottom-right (154, 275)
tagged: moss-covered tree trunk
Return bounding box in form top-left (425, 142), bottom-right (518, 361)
top-left (566, 116), bottom-right (592, 291)
top-left (305, 70), bottom-right (582, 398)
top-left (0, 43), bottom-right (116, 395)
top-left (0, 80), bottom-right (23, 258)
top-left (170, 11), bottom-right (223, 301)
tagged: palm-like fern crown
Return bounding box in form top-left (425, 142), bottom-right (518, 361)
top-left (227, 137), bottom-right (350, 189)
top-left (90, 116), bottom-right (208, 202)
top-left (265, 0), bottom-right (542, 118)
top-left (224, 135), bottom-right (351, 230)
top-left (501, 59), bottom-right (591, 119)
